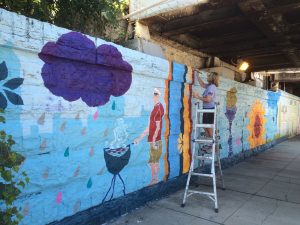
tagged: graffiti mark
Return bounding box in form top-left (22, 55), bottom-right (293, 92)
top-left (225, 87), bottom-right (237, 157)
top-left (247, 100), bottom-right (266, 148)
top-left (38, 32), bottom-right (133, 107)
top-left (0, 61), bottom-right (24, 109)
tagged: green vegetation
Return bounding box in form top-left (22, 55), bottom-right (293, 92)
top-left (0, 110), bottom-right (29, 225)
top-left (0, 0), bottom-right (129, 42)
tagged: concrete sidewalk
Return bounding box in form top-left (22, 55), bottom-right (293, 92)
top-left (108, 136), bottom-right (300, 225)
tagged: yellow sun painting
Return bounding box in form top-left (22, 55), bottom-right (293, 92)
top-left (247, 100), bottom-right (267, 148)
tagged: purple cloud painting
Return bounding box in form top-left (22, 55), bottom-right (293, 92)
top-left (38, 32), bottom-right (132, 107)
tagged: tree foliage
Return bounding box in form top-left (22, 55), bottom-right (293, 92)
top-left (0, 109), bottom-right (29, 225)
top-left (0, 0), bottom-right (129, 41)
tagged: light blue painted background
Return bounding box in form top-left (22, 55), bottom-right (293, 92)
top-left (0, 8), bottom-right (300, 225)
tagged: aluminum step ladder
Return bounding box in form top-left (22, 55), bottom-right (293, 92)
top-left (181, 102), bottom-right (225, 213)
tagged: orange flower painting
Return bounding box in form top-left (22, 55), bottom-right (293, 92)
top-left (177, 133), bottom-right (184, 154)
top-left (247, 100), bottom-right (267, 148)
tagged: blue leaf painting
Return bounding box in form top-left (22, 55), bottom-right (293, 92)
top-left (0, 61), bottom-right (8, 81)
top-left (4, 89), bottom-right (24, 105)
top-left (3, 78), bottom-right (24, 90)
top-left (0, 92), bottom-right (7, 109)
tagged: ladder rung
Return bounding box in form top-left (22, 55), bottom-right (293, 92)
top-left (193, 138), bottom-right (214, 143)
top-left (195, 155), bottom-right (213, 160)
top-left (191, 172), bottom-right (213, 178)
top-left (183, 104), bottom-right (221, 208)
top-left (188, 190), bottom-right (215, 196)
top-left (196, 124), bottom-right (214, 129)
top-left (196, 109), bottom-right (215, 113)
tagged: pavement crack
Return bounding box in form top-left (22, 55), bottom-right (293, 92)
top-left (222, 194), bottom-right (253, 224)
top-left (155, 204), bottom-right (223, 225)
top-left (261, 200), bottom-right (278, 225)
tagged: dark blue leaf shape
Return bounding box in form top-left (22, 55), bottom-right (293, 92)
top-left (3, 78), bottom-right (24, 90)
top-left (0, 61), bottom-right (8, 81)
top-left (0, 92), bottom-right (7, 109)
top-left (4, 90), bottom-right (24, 105)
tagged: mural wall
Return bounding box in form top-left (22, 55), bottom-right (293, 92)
top-left (0, 9), bottom-right (300, 225)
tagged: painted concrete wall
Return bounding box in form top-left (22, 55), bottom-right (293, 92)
top-left (0, 9), bottom-right (300, 225)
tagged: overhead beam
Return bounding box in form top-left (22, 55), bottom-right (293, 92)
top-left (285, 51), bottom-right (300, 66)
top-left (217, 46), bottom-right (284, 58)
top-left (160, 0), bottom-right (300, 36)
top-left (218, 42), bottom-right (300, 58)
top-left (251, 62), bottom-right (294, 71)
top-left (275, 73), bottom-right (300, 82)
top-left (171, 33), bottom-right (266, 50)
top-left (269, 2), bottom-right (300, 14)
top-left (239, 0), bottom-right (300, 67)
top-left (286, 24), bottom-right (300, 35)
top-left (170, 34), bottom-right (203, 50)
top-left (193, 30), bottom-right (264, 49)
top-left (247, 57), bottom-right (291, 66)
top-left (198, 39), bottom-right (271, 54)
top-left (242, 52), bottom-right (283, 59)
top-left (150, 32), bottom-right (209, 58)
top-left (164, 16), bottom-right (247, 36)
top-left (161, 6), bottom-right (240, 36)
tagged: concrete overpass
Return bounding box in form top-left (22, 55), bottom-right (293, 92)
top-left (127, 0), bottom-right (300, 96)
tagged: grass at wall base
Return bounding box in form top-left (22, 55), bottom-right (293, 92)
top-left (0, 109), bottom-right (29, 225)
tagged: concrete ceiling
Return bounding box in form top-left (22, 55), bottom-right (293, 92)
top-left (138, 0), bottom-right (300, 72)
